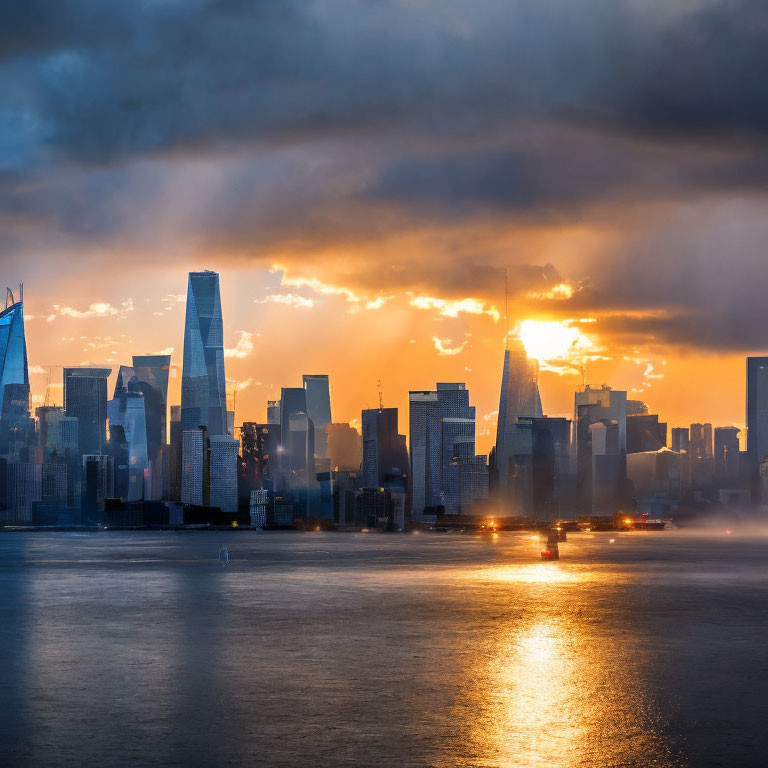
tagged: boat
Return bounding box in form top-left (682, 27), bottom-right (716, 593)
top-left (541, 545), bottom-right (559, 561)
top-left (542, 531), bottom-right (560, 560)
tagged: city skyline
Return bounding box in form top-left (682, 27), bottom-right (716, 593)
top-left (6, 1), bottom-right (768, 455)
top-left (10, 269), bottom-right (757, 455)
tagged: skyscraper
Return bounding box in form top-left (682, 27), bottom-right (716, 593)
top-left (107, 366), bottom-right (149, 501)
top-left (714, 426), bottom-right (740, 485)
top-left (64, 368), bottom-right (112, 456)
top-left (182, 426), bottom-right (210, 507)
top-left (209, 435), bottom-right (239, 514)
top-left (280, 387), bottom-right (307, 470)
top-left (495, 339), bottom-right (543, 487)
top-left (747, 357), bottom-right (768, 490)
top-left (303, 374), bottom-right (332, 458)
top-left (0, 287), bottom-right (30, 457)
top-left (408, 391), bottom-right (439, 517)
top-left (574, 386), bottom-right (627, 514)
top-left (181, 271), bottom-right (226, 436)
top-left (361, 407), bottom-right (408, 491)
top-left (132, 354), bottom-right (171, 499)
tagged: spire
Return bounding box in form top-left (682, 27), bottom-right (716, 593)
top-left (504, 267), bottom-right (509, 351)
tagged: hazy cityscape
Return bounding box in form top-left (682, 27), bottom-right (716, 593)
top-left (0, 271), bottom-right (765, 532)
top-left (5, 1), bottom-right (768, 766)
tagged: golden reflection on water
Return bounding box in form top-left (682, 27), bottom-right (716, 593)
top-left (491, 617), bottom-right (585, 767)
top-left (448, 562), bottom-right (682, 768)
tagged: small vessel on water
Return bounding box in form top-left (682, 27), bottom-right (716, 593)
top-left (219, 546), bottom-right (229, 566)
top-left (541, 530), bottom-right (560, 560)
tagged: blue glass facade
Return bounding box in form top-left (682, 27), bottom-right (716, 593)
top-left (0, 298), bottom-right (30, 456)
top-left (108, 366), bottom-right (150, 501)
top-left (181, 271), bottom-right (227, 436)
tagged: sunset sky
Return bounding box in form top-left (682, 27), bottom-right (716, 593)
top-left (3, 0), bottom-right (768, 453)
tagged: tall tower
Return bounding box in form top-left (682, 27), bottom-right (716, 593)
top-left (746, 356), bottom-right (768, 498)
top-left (302, 374), bottom-right (332, 458)
top-left (0, 286), bottom-right (31, 457)
top-left (494, 339), bottom-right (543, 487)
top-left (181, 271), bottom-right (227, 436)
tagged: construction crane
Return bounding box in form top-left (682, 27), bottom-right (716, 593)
top-left (377, 379), bottom-right (384, 411)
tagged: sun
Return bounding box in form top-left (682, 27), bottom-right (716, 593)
top-left (518, 319), bottom-right (594, 363)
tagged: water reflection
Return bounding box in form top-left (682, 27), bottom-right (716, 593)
top-left (452, 561), bottom-right (684, 768)
top-left (492, 618), bottom-right (585, 766)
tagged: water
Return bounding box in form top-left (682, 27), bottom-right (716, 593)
top-left (0, 529), bottom-right (766, 767)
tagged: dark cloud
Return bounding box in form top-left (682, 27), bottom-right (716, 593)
top-left (3, 0), bottom-right (768, 356)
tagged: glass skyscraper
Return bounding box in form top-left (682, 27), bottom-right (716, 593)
top-left (64, 367), bottom-right (112, 456)
top-left (746, 357), bottom-right (768, 497)
top-left (108, 366), bottom-right (150, 501)
top-left (133, 354), bottom-right (171, 499)
top-left (181, 271), bottom-right (227, 436)
top-left (302, 374), bottom-right (332, 458)
top-left (495, 339), bottom-right (543, 487)
top-left (0, 289), bottom-right (30, 456)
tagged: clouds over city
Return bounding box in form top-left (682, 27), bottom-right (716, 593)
top-left (2, 0), bottom-right (768, 410)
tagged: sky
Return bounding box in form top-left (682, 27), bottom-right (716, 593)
top-left (2, 0), bottom-right (767, 453)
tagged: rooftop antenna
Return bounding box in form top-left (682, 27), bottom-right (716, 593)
top-left (504, 267), bottom-right (509, 350)
top-left (377, 379), bottom-right (383, 411)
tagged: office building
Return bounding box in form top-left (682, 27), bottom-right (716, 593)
top-left (0, 288), bottom-right (31, 459)
top-left (210, 435), bottom-right (239, 514)
top-left (531, 417), bottom-right (572, 522)
top-left (303, 375), bottom-right (332, 458)
top-left (714, 426), bottom-right (740, 485)
top-left (627, 414), bottom-right (667, 454)
top-left (181, 427), bottom-right (210, 507)
top-left (267, 400), bottom-right (281, 425)
top-left (495, 339), bottom-right (543, 488)
top-left (326, 423), bottom-right (362, 471)
top-left (181, 271), bottom-right (226, 435)
top-left (108, 366), bottom-right (150, 501)
top-left (132, 354), bottom-right (171, 499)
top-left (250, 489), bottom-right (268, 527)
top-left (361, 407), bottom-right (408, 491)
top-left (64, 368), bottom-right (111, 456)
top-left (169, 405), bottom-right (183, 500)
top-left (747, 357), bottom-right (768, 497)
top-left (575, 386), bottom-right (627, 515)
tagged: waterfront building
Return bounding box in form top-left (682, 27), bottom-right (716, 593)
top-left (181, 427), bottom-right (210, 507)
top-left (0, 288), bottom-right (30, 459)
top-left (210, 435), bottom-right (239, 514)
top-left (747, 356), bottom-right (768, 498)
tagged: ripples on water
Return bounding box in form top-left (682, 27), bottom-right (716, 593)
top-left (0, 530), bottom-right (765, 767)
